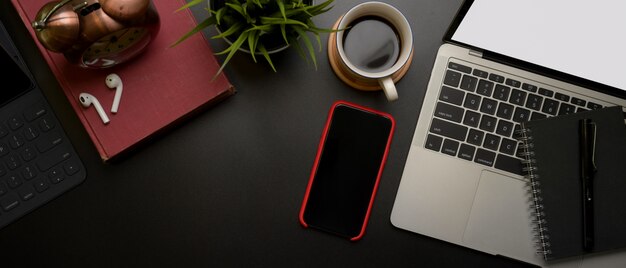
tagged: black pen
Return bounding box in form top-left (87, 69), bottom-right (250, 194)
top-left (579, 118), bottom-right (597, 252)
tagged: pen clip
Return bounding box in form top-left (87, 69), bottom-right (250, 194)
top-left (587, 120), bottom-right (597, 173)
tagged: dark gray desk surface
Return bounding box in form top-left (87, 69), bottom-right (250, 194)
top-left (0, 1), bottom-right (534, 267)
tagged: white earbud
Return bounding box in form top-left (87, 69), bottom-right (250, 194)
top-left (79, 93), bottom-right (109, 124)
top-left (105, 73), bottom-right (123, 113)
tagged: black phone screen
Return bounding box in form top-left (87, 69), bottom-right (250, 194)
top-left (302, 103), bottom-right (394, 239)
top-left (1, 43), bottom-right (33, 106)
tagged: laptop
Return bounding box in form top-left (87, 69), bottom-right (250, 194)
top-left (0, 18), bottom-right (86, 229)
top-left (390, 0), bottom-right (626, 267)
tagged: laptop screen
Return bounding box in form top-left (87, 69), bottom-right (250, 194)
top-left (448, 0), bottom-right (626, 92)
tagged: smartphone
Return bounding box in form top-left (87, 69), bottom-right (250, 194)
top-left (299, 101), bottom-right (395, 241)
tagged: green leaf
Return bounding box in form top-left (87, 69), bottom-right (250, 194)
top-left (280, 24), bottom-right (288, 44)
top-left (214, 31), bottom-right (250, 78)
top-left (247, 31), bottom-right (260, 62)
top-left (225, 3), bottom-right (245, 16)
top-left (289, 36), bottom-right (308, 63)
top-left (260, 17), bottom-right (309, 28)
top-left (277, 0), bottom-right (287, 21)
top-left (293, 26), bottom-right (317, 69)
top-left (212, 22), bottom-right (243, 39)
top-left (257, 43), bottom-right (277, 72)
top-left (215, 7), bottom-right (226, 24)
top-left (175, 0), bottom-right (204, 12)
top-left (170, 15), bottom-right (217, 47)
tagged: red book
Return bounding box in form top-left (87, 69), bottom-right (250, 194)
top-left (10, 0), bottom-right (235, 162)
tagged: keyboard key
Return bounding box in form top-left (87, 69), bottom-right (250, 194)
top-left (22, 165), bottom-right (37, 180)
top-left (587, 102), bottom-right (602, 110)
top-left (39, 116), bottom-right (55, 132)
top-left (463, 93), bottom-right (481, 110)
top-left (0, 125), bottom-right (7, 138)
top-left (7, 116), bottom-right (24, 130)
top-left (439, 86), bottom-right (465, 105)
top-left (7, 174), bottom-right (23, 189)
top-left (0, 163), bottom-right (6, 177)
top-left (21, 146), bottom-right (37, 162)
top-left (505, 78), bottom-right (521, 88)
top-left (0, 193), bottom-right (20, 211)
top-left (467, 129), bottom-right (485, 146)
top-left (441, 139), bottom-right (460, 156)
top-left (63, 161), bottom-right (80, 175)
top-left (474, 149), bottom-right (496, 167)
top-left (36, 148), bottom-right (71, 172)
top-left (23, 126), bottom-right (39, 141)
top-left (509, 89), bottom-right (527, 106)
top-left (472, 69), bottom-right (488, 79)
top-left (0, 142), bottom-right (8, 157)
top-left (434, 102), bottom-right (464, 123)
top-left (0, 182), bottom-right (7, 196)
top-left (430, 118), bottom-right (467, 142)
top-left (458, 144), bottom-right (476, 161)
top-left (541, 99), bottom-right (559, 115)
top-left (521, 83), bottom-right (538, 93)
top-left (48, 168), bottom-right (65, 184)
top-left (425, 134), bottom-right (443, 151)
top-left (483, 134), bottom-right (501, 151)
top-left (480, 98), bottom-right (497, 115)
top-left (496, 103), bottom-right (514, 120)
top-left (531, 112), bottom-right (548, 121)
top-left (18, 185), bottom-right (35, 201)
top-left (448, 62), bottom-right (471, 73)
top-left (476, 79), bottom-right (494, 96)
top-left (463, 110), bottom-right (480, 128)
top-left (488, 73), bottom-right (505, 83)
top-left (555, 92), bottom-right (570, 102)
top-left (493, 84), bottom-right (511, 101)
top-left (513, 107), bottom-right (531, 123)
top-left (495, 120), bottom-right (514, 137)
top-left (36, 133), bottom-right (63, 153)
top-left (460, 75), bottom-right (478, 91)
top-left (571, 97), bottom-right (586, 107)
top-left (444, 70), bottom-right (462, 87)
top-left (538, 88), bottom-right (554, 97)
top-left (479, 115), bottom-right (497, 132)
top-left (33, 179), bottom-right (49, 193)
top-left (24, 105), bottom-right (47, 122)
top-left (5, 155), bottom-right (21, 170)
top-left (525, 94), bottom-right (543, 111)
top-left (494, 154), bottom-right (523, 175)
top-left (499, 138), bottom-right (518, 155)
top-left (558, 103), bottom-right (575, 115)
top-left (9, 134), bottom-right (25, 149)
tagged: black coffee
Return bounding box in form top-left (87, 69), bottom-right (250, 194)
top-left (342, 16), bottom-right (400, 73)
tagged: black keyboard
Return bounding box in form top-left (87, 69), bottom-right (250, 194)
top-left (0, 17), bottom-right (86, 229)
top-left (0, 89), bottom-right (86, 229)
top-left (425, 61), bottom-right (605, 175)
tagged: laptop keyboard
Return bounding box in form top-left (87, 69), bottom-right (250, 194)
top-left (425, 60), bottom-right (604, 175)
top-left (0, 99), bottom-right (85, 228)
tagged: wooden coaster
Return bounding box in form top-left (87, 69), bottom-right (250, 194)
top-left (327, 16), bottom-right (414, 91)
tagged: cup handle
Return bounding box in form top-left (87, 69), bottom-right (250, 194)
top-left (378, 76), bottom-right (398, 101)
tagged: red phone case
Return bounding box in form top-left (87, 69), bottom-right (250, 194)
top-left (299, 100), bottom-right (395, 241)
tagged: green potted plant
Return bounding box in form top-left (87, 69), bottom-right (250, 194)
top-left (174, 0), bottom-right (336, 75)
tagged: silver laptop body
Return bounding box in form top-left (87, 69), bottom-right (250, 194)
top-left (390, 0), bottom-right (626, 267)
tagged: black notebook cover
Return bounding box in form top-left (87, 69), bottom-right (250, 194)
top-left (519, 106), bottom-right (626, 261)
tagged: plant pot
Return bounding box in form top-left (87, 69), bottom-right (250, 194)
top-left (208, 0), bottom-right (312, 54)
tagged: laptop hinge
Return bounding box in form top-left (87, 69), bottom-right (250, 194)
top-left (469, 49), bottom-right (483, 58)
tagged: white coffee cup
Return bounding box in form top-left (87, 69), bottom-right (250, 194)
top-left (329, 1), bottom-right (413, 101)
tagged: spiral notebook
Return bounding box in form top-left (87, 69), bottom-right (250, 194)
top-left (519, 106), bottom-right (626, 261)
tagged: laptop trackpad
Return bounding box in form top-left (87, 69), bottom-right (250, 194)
top-left (462, 170), bottom-right (538, 263)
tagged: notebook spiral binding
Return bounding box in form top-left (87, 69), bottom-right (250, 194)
top-left (518, 127), bottom-right (552, 260)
